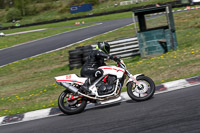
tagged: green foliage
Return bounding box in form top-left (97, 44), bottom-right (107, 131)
top-left (39, 3), bottom-right (54, 11)
top-left (31, 0), bottom-right (58, 3)
top-left (0, 9), bottom-right (6, 22)
top-left (6, 8), bottom-right (22, 22)
top-left (67, 0), bottom-right (84, 6)
top-left (85, 0), bottom-right (100, 5)
top-left (67, 0), bottom-right (99, 6)
top-left (25, 4), bottom-right (39, 16)
top-left (25, 2), bottom-right (58, 15)
top-left (58, 5), bottom-right (70, 14)
top-left (0, 0), bottom-right (4, 9)
top-left (14, 0), bottom-right (30, 16)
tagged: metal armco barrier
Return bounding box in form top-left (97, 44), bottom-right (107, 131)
top-left (92, 37), bottom-right (140, 58)
top-left (69, 37), bottom-right (140, 70)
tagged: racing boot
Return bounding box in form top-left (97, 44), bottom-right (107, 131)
top-left (81, 78), bottom-right (91, 93)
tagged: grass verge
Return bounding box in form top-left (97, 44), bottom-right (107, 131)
top-left (0, 9), bottom-right (200, 117)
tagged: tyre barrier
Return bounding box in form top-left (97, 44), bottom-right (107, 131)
top-left (82, 45), bottom-right (93, 64)
top-left (68, 45), bottom-right (93, 70)
top-left (69, 49), bottom-right (82, 70)
top-left (69, 37), bottom-right (140, 70)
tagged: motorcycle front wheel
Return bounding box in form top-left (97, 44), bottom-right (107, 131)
top-left (58, 90), bottom-right (87, 115)
top-left (127, 75), bottom-right (155, 101)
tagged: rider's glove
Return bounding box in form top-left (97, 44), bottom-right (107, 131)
top-left (110, 55), bottom-right (120, 62)
top-left (114, 57), bottom-right (120, 62)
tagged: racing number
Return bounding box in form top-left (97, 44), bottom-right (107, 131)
top-left (66, 75), bottom-right (71, 79)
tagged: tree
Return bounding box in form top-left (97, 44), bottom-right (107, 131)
top-left (1, 0), bottom-right (15, 9)
top-left (85, 0), bottom-right (99, 5)
top-left (0, 0), bottom-right (5, 9)
top-left (6, 8), bottom-right (22, 22)
top-left (14, 0), bottom-right (30, 16)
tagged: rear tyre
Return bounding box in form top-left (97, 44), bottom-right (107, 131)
top-left (58, 90), bottom-right (87, 115)
top-left (127, 76), bottom-right (155, 101)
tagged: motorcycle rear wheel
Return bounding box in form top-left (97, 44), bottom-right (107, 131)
top-left (58, 90), bottom-right (87, 115)
top-left (127, 75), bottom-right (155, 101)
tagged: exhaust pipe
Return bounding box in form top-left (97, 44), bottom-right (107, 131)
top-left (61, 82), bottom-right (78, 93)
top-left (60, 82), bottom-right (105, 100)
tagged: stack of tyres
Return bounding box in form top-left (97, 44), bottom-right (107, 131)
top-left (82, 45), bottom-right (93, 64)
top-left (69, 49), bottom-right (83, 70)
top-left (68, 45), bottom-right (93, 70)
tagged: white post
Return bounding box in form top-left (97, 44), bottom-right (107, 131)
top-left (132, 13), bottom-right (138, 34)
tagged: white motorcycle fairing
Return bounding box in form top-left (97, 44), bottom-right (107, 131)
top-left (98, 65), bottom-right (125, 78)
top-left (55, 74), bottom-right (87, 85)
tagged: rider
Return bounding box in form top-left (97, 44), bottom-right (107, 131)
top-left (80, 42), bottom-right (120, 93)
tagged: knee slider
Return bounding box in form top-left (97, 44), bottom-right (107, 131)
top-left (95, 69), bottom-right (103, 78)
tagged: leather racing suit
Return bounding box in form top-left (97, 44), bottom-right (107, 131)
top-left (81, 49), bottom-right (111, 84)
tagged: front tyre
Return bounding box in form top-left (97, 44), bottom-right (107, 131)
top-left (127, 76), bottom-right (155, 101)
top-left (58, 90), bottom-right (87, 115)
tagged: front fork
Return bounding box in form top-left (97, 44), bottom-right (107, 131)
top-left (126, 74), bottom-right (144, 89)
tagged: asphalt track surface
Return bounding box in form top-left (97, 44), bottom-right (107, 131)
top-left (0, 84), bottom-right (200, 133)
top-left (0, 18), bottom-right (133, 66)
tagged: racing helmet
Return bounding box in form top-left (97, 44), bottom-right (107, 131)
top-left (96, 42), bottom-right (110, 54)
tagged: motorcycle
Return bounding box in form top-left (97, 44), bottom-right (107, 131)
top-left (55, 59), bottom-right (155, 115)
